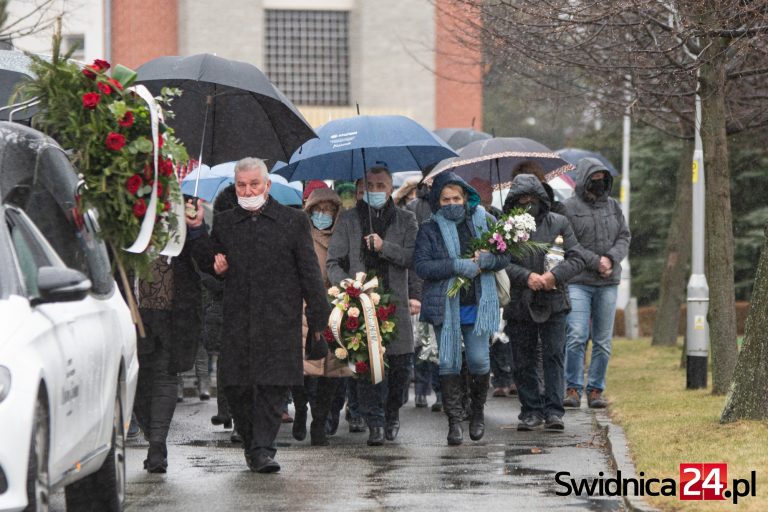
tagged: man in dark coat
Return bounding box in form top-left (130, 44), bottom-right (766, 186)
top-left (326, 164), bottom-right (418, 446)
top-left (562, 158), bottom-right (630, 409)
top-left (187, 157), bottom-right (330, 473)
top-left (502, 174), bottom-right (585, 431)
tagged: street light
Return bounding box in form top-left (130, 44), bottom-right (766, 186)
top-left (686, 93), bottom-right (709, 389)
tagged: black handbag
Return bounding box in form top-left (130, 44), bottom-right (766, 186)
top-left (305, 330), bottom-right (329, 361)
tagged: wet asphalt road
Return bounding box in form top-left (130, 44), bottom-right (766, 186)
top-left (53, 387), bottom-right (623, 511)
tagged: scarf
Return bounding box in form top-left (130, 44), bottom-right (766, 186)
top-left (434, 205), bottom-right (499, 374)
top-left (357, 198), bottom-right (396, 288)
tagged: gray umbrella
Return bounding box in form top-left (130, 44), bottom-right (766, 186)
top-left (0, 50), bottom-right (43, 122)
top-left (433, 127), bottom-right (492, 151)
top-left (136, 53), bottom-right (316, 167)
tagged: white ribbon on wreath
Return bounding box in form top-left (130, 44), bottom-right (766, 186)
top-left (328, 272), bottom-right (386, 385)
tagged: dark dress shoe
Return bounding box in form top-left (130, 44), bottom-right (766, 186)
top-left (469, 415), bottom-right (485, 441)
top-left (385, 420), bottom-right (400, 441)
top-left (231, 431), bottom-right (243, 443)
top-left (447, 422), bottom-right (463, 446)
top-left (517, 415), bottom-right (544, 431)
top-left (415, 394), bottom-right (428, 408)
top-left (367, 426), bottom-right (385, 446)
top-left (544, 414), bottom-right (565, 431)
top-left (211, 414), bottom-right (232, 427)
top-left (349, 416), bottom-right (366, 433)
top-left (248, 453), bottom-right (281, 473)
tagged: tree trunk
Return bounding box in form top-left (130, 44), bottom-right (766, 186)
top-left (652, 136), bottom-right (693, 346)
top-left (700, 37), bottom-right (739, 395)
top-left (721, 224), bottom-right (768, 422)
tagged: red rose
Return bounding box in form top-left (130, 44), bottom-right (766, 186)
top-left (323, 327), bottom-right (335, 343)
top-left (82, 67), bottom-right (96, 80)
top-left (163, 201), bottom-right (171, 212)
top-left (158, 134), bottom-right (164, 148)
top-left (92, 59), bottom-right (110, 71)
top-left (125, 175), bottom-right (143, 195)
top-left (355, 361), bottom-right (370, 374)
top-left (105, 132), bottom-right (126, 151)
top-left (108, 78), bottom-right (123, 91)
top-left (155, 181), bottom-right (164, 198)
top-left (387, 304), bottom-right (397, 315)
top-left (133, 198), bottom-right (147, 218)
top-left (82, 92), bottom-right (100, 109)
top-left (346, 316), bottom-right (360, 331)
top-left (376, 306), bottom-right (390, 321)
top-left (118, 111), bottom-right (134, 127)
top-left (97, 82), bottom-right (112, 95)
top-left (346, 286), bottom-right (361, 298)
top-left (160, 158), bottom-right (175, 177)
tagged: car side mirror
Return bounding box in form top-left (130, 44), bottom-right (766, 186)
top-left (33, 266), bottom-right (92, 305)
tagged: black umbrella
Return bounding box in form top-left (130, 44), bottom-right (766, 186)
top-left (433, 127), bottom-right (492, 151)
top-left (135, 54), bottom-right (316, 167)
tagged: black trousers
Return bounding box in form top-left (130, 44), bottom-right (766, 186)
top-left (225, 384), bottom-right (290, 458)
top-left (133, 310), bottom-right (178, 446)
top-left (357, 353), bottom-right (413, 428)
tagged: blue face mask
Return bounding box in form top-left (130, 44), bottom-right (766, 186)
top-left (311, 212), bottom-right (333, 230)
top-left (440, 204), bottom-right (466, 222)
top-left (364, 191), bottom-right (388, 209)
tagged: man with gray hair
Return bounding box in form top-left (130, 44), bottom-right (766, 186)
top-left (187, 157), bottom-right (330, 473)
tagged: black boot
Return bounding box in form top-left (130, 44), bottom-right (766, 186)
top-left (367, 426), bottom-right (385, 446)
top-left (469, 373), bottom-right (490, 441)
top-left (145, 442), bottom-right (168, 473)
top-left (440, 374), bottom-right (465, 446)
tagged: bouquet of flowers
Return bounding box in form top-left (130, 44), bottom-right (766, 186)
top-left (324, 272), bottom-right (397, 384)
top-left (18, 29), bottom-right (188, 276)
top-left (447, 208), bottom-right (544, 297)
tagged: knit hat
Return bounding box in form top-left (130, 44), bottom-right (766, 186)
top-left (303, 180), bottom-right (329, 201)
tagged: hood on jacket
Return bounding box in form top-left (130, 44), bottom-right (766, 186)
top-left (502, 174), bottom-right (551, 216)
top-left (304, 187), bottom-right (342, 230)
top-left (428, 171), bottom-right (481, 213)
top-left (574, 157), bottom-right (613, 201)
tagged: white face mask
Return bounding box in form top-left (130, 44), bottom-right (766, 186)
top-left (238, 193), bottom-right (267, 211)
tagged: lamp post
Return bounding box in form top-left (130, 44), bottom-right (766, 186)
top-left (686, 93), bottom-right (709, 389)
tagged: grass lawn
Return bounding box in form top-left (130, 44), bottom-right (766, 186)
top-left (605, 338), bottom-right (768, 511)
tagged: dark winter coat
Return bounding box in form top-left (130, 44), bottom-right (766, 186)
top-left (413, 172), bottom-right (510, 326)
top-left (502, 175), bottom-right (586, 322)
top-left (326, 200), bottom-right (419, 356)
top-left (563, 158), bottom-right (631, 287)
top-left (191, 197), bottom-right (330, 387)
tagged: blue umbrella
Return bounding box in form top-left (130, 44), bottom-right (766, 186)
top-left (272, 115), bottom-right (457, 182)
top-left (555, 148), bottom-right (619, 177)
top-left (181, 161), bottom-right (302, 206)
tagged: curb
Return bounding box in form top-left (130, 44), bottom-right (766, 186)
top-left (592, 409), bottom-right (661, 512)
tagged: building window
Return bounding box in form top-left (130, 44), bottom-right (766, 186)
top-left (265, 9), bottom-right (350, 106)
top-left (63, 34), bottom-right (85, 61)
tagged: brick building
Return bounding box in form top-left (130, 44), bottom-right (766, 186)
top-left (10, 0), bottom-right (482, 131)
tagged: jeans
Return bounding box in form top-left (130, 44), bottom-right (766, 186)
top-left (507, 312), bottom-right (567, 419)
top-left (357, 353), bottom-right (413, 428)
top-left (565, 284), bottom-right (618, 394)
top-left (434, 324), bottom-right (491, 376)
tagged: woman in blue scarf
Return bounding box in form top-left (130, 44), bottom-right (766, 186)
top-left (413, 172), bottom-right (510, 445)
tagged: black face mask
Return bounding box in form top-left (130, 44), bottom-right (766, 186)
top-left (587, 179), bottom-right (607, 196)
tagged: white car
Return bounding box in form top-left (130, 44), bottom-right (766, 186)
top-left (0, 123), bottom-right (138, 512)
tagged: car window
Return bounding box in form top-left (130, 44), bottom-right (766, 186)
top-left (19, 146), bottom-right (114, 296)
top-left (6, 209), bottom-right (55, 298)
